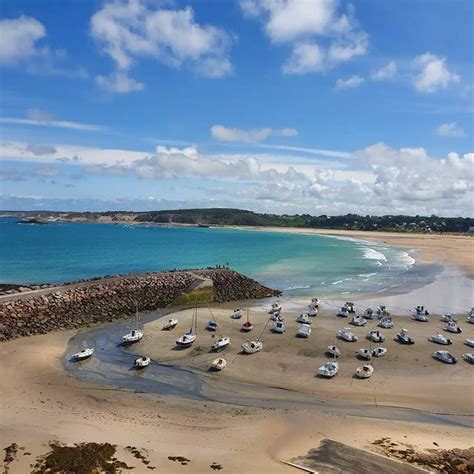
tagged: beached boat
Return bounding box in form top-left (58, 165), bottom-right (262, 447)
top-left (429, 334), bottom-right (452, 345)
top-left (357, 348), bottom-right (372, 360)
top-left (327, 345), bottom-right (341, 357)
top-left (414, 305), bottom-right (430, 321)
top-left (296, 313), bottom-right (311, 324)
top-left (311, 297), bottom-right (321, 307)
top-left (465, 338), bottom-right (474, 348)
top-left (272, 321), bottom-right (286, 333)
top-left (337, 306), bottom-right (349, 318)
top-left (211, 357), bottom-right (227, 371)
top-left (269, 303), bottom-right (282, 314)
top-left (122, 329), bottom-right (143, 344)
top-left (307, 306), bottom-right (318, 317)
top-left (270, 312), bottom-right (284, 321)
top-left (355, 364), bottom-right (374, 379)
top-left (162, 318), bottom-right (178, 330)
top-left (231, 308), bottom-right (243, 319)
top-left (396, 329), bottom-right (415, 345)
top-left (371, 347), bottom-right (387, 358)
top-left (346, 302), bottom-right (356, 314)
top-left (378, 317), bottom-right (394, 329)
top-left (71, 347), bottom-right (94, 361)
top-left (134, 356), bottom-right (150, 368)
top-left (297, 323), bottom-right (312, 338)
top-left (414, 312), bottom-right (429, 322)
top-left (363, 308), bottom-right (374, 319)
top-left (318, 361), bottom-right (339, 378)
top-left (375, 305), bottom-right (390, 318)
top-left (433, 350), bottom-right (457, 364)
top-left (241, 310), bottom-right (253, 332)
top-left (367, 329), bottom-right (385, 342)
top-left (351, 315), bottom-right (367, 326)
top-left (444, 321), bottom-right (462, 334)
top-left (206, 320), bottom-right (218, 331)
top-left (212, 336), bottom-right (231, 352)
top-left (241, 340), bottom-right (263, 354)
top-left (337, 327), bottom-right (358, 342)
top-left (467, 309), bottom-right (474, 324)
top-left (463, 353), bottom-right (474, 364)
top-left (441, 313), bottom-right (457, 323)
top-left (176, 330), bottom-right (196, 347)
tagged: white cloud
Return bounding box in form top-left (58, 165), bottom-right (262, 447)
top-left (211, 125), bottom-right (298, 143)
top-left (0, 16), bottom-right (46, 66)
top-left (372, 61), bottom-right (397, 80)
top-left (335, 75), bottom-right (364, 90)
top-left (91, 0), bottom-right (233, 92)
top-left (437, 122), bottom-right (466, 138)
top-left (282, 42), bottom-right (325, 74)
top-left (413, 53), bottom-right (459, 93)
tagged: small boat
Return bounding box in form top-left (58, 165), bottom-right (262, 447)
top-left (270, 313), bottom-right (284, 321)
top-left (297, 323), bottom-right (312, 338)
top-left (337, 306), bottom-right (349, 318)
top-left (206, 320), bottom-right (218, 331)
top-left (346, 302), bottom-right (356, 313)
top-left (337, 327), bottom-right (358, 342)
top-left (311, 297), bottom-right (321, 307)
top-left (465, 338), bottom-right (474, 348)
top-left (318, 361), bottom-right (338, 378)
top-left (441, 313), bottom-right (457, 323)
top-left (351, 315), bottom-right (367, 327)
top-left (363, 308), bottom-right (374, 319)
top-left (371, 347), bottom-right (387, 358)
top-left (414, 312), bottom-right (429, 322)
top-left (231, 308), bottom-right (243, 319)
top-left (379, 317), bottom-right (394, 329)
top-left (307, 306), bottom-right (318, 317)
top-left (272, 321), bottom-right (286, 333)
top-left (396, 329), bottom-right (415, 345)
top-left (269, 303), bottom-right (282, 314)
top-left (211, 357), bottom-right (227, 371)
top-left (429, 334), bottom-right (452, 345)
top-left (241, 310), bottom-right (253, 332)
top-left (134, 356), bottom-right (150, 368)
top-left (467, 309), bottom-right (474, 324)
top-left (211, 336), bottom-right (231, 352)
top-left (242, 340), bottom-right (263, 354)
top-left (176, 330), bottom-right (196, 348)
top-left (367, 329), bottom-right (385, 342)
top-left (375, 305), bottom-right (389, 318)
top-left (162, 318), bottom-right (178, 330)
top-left (71, 347), bottom-right (94, 361)
top-left (357, 348), bottom-right (372, 360)
top-left (296, 313), bottom-right (311, 324)
top-left (463, 353), bottom-right (474, 363)
top-left (122, 329), bottom-right (143, 344)
top-left (355, 364), bottom-right (374, 379)
top-left (444, 321), bottom-right (462, 334)
top-left (326, 345), bottom-right (341, 357)
top-left (432, 350), bottom-right (457, 364)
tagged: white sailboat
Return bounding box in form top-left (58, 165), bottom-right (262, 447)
top-left (396, 328), bottom-right (415, 345)
top-left (176, 305), bottom-right (198, 348)
top-left (122, 304), bottom-right (144, 344)
top-left (465, 338), bottom-right (474, 348)
top-left (212, 336), bottom-right (231, 352)
top-left (241, 340), bottom-right (263, 353)
top-left (307, 306), bottom-right (318, 317)
top-left (467, 308), bottom-right (474, 324)
top-left (71, 347), bottom-right (94, 361)
top-left (241, 309), bottom-right (253, 332)
top-left (441, 313), bottom-right (457, 323)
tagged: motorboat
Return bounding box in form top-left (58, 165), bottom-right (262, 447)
top-left (363, 308), bottom-right (374, 319)
top-left (272, 321), bottom-right (286, 333)
top-left (467, 309), bottom-right (474, 324)
top-left (465, 338), bottom-right (474, 348)
top-left (351, 315), bottom-right (367, 327)
top-left (122, 329), bottom-right (143, 344)
top-left (71, 347), bottom-right (94, 361)
top-left (134, 356), bottom-right (150, 369)
top-left (396, 329), bottom-right (415, 345)
top-left (297, 323), bottom-right (311, 338)
top-left (318, 361), bottom-right (339, 378)
top-left (162, 318), bottom-right (178, 330)
top-left (355, 364), bottom-right (374, 379)
top-left (367, 329), bottom-right (385, 342)
top-left (269, 303), bottom-right (282, 314)
top-left (441, 313), bottom-right (457, 323)
top-left (414, 311), bottom-right (429, 322)
top-left (375, 305), bottom-right (390, 318)
top-left (429, 334), bottom-right (452, 345)
top-left (241, 340), bottom-right (263, 354)
top-left (432, 350), bottom-right (457, 364)
top-left (211, 357), bottom-right (227, 371)
top-left (379, 317), bottom-right (394, 329)
top-left (337, 306), bottom-right (349, 318)
top-left (231, 308), bottom-right (243, 319)
top-left (296, 313), bottom-right (311, 324)
top-left (176, 330), bottom-right (196, 348)
top-left (326, 345), bottom-right (341, 357)
top-left (206, 320), bottom-right (218, 331)
top-left (357, 348), bottom-right (372, 360)
top-left (270, 313), bottom-right (285, 321)
top-left (414, 305), bottom-right (430, 317)
top-left (311, 297), bottom-right (321, 307)
top-left (444, 321), bottom-right (462, 334)
top-left (212, 336), bottom-right (231, 352)
top-left (463, 353), bottom-right (474, 363)
top-left (337, 327), bottom-right (358, 342)
top-left (307, 306), bottom-right (318, 317)
top-left (346, 302), bottom-right (356, 313)
top-left (371, 347), bottom-right (387, 358)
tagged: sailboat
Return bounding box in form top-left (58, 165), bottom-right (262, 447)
top-left (241, 308), bottom-right (253, 332)
top-left (209, 306), bottom-right (231, 352)
top-left (71, 347), bottom-right (94, 361)
top-left (176, 304), bottom-right (198, 348)
top-left (242, 312), bottom-right (271, 354)
top-left (122, 303), bottom-right (144, 344)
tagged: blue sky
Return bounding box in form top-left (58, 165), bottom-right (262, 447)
top-left (0, 0), bottom-right (472, 215)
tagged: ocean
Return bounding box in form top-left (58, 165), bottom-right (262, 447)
top-left (0, 218), bottom-right (435, 296)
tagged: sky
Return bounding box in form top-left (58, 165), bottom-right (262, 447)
top-left (0, 0), bottom-right (473, 216)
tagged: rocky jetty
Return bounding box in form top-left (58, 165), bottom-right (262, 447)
top-left (0, 269), bottom-right (280, 341)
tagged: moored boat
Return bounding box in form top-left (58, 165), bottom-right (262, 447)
top-left (212, 336), bottom-right (231, 352)
top-left (441, 313), bottom-right (457, 323)
top-left (367, 329), bottom-right (385, 342)
top-left (379, 317), bottom-right (394, 329)
top-left (429, 334), bottom-right (452, 345)
top-left (375, 305), bottom-right (390, 318)
top-left (296, 313), bottom-right (311, 324)
top-left (272, 320), bottom-right (286, 333)
top-left (371, 347), bottom-right (387, 357)
top-left (211, 357), bottom-right (227, 370)
top-left (318, 361), bottom-right (338, 378)
top-left (122, 329), bottom-right (143, 344)
top-left (350, 315), bottom-right (367, 326)
top-left (162, 318), bottom-right (178, 330)
top-left (134, 356), bottom-right (150, 368)
top-left (363, 308), bottom-right (374, 319)
top-left (432, 350), bottom-right (457, 364)
top-left (307, 306), bottom-right (318, 317)
top-left (444, 321), bottom-right (462, 333)
top-left (346, 302), bottom-right (356, 313)
top-left (231, 308), bottom-right (243, 319)
top-left (396, 328), bottom-right (415, 345)
top-left (206, 320), bottom-right (218, 331)
top-left (337, 306), bottom-right (349, 318)
top-left (71, 347), bottom-right (94, 361)
top-left (297, 323), bottom-right (311, 338)
top-left (355, 364), bottom-right (374, 379)
top-left (356, 348), bottom-right (372, 360)
top-left (337, 327), bottom-right (358, 342)
top-left (241, 309), bottom-right (253, 332)
top-left (463, 353), bottom-right (474, 363)
top-left (241, 340), bottom-right (263, 354)
top-left (176, 331), bottom-right (196, 347)
top-left (326, 345), bottom-right (341, 357)
top-left (465, 338), bottom-right (474, 348)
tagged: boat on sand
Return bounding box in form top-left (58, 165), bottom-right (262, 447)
top-left (318, 361), bottom-right (338, 378)
top-left (211, 358), bottom-right (227, 371)
top-left (242, 340), bottom-right (263, 354)
top-left (433, 350), bottom-right (457, 364)
top-left (162, 318), bottom-right (178, 330)
top-left (71, 347), bottom-right (94, 361)
top-left (134, 356), bottom-right (150, 368)
top-left (355, 364), bottom-right (374, 379)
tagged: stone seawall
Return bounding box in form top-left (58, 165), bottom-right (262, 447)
top-left (0, 269), bottom-right (280, 341)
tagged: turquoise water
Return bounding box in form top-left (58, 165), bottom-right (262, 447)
top-left (0, 218), bottom-right (427, 295)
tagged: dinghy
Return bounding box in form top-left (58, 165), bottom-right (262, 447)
top-left (134, 356), bottom-right (150, 368)
top-left (337, 306), bottom-right (349, 318)
top-left (379, 317), bottom-right (394, 329)
top-left (241, 309), bottom-right (253, 332)
top-left (396, 329), bottom-right (415, 345)
top-left (211, 357), bottom-right (227, 371)
top-left (355, 364), bottom-right (374, 379)
top-left (272, 320), bottom-right (286, 333)
top-left (444, 321), bottom-right (462, 333)
top-left (363, 308), bottom-right (374, 319)
top-left (465, 338), bottom-right (474, 348)
top-left (429, 334), bottom-right (452, 345)
top-left (357, 348), bottom-right (372, 360)
top-left (441, 313), bottom-right (457, 323)
top-left (206, 320), bottom-right (218, 331)
top-left (231, 308), bottom-right (243, 319)
top-left (337, 327), bottom-right (358, 342)
top-left (122, 329), bottom-right (143, 344)
top-left (367, 329), bottom-right (385, 342)
top-left (433, 350), bottom-right (457, 364)
top-left (212, 336), bottom-right (231, 352)
top-left (297, 323), bottom-right (311, 338)
top-left (71, 347), bottom-right (94, 361)
top-left (351, 315), bottom-right (367, 327)
top-left (346, 302), bottom-right (356, 314)
top-left (463, 353), bottom-right (474, 364)
top-left (162, 318), bottom-right (178, 330)
top-left (296, 313), bottom-right (311, 324)
top-left (318, 361), bottom-right (338, 378)
top-left (242, 340), bottom-right (263, 354)
top-left (371, 347), bottom-right (387, 358)
top-left (307, 306), bottom-right (318, 317)
top-left (326, 345), bottom-right (341, 357)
